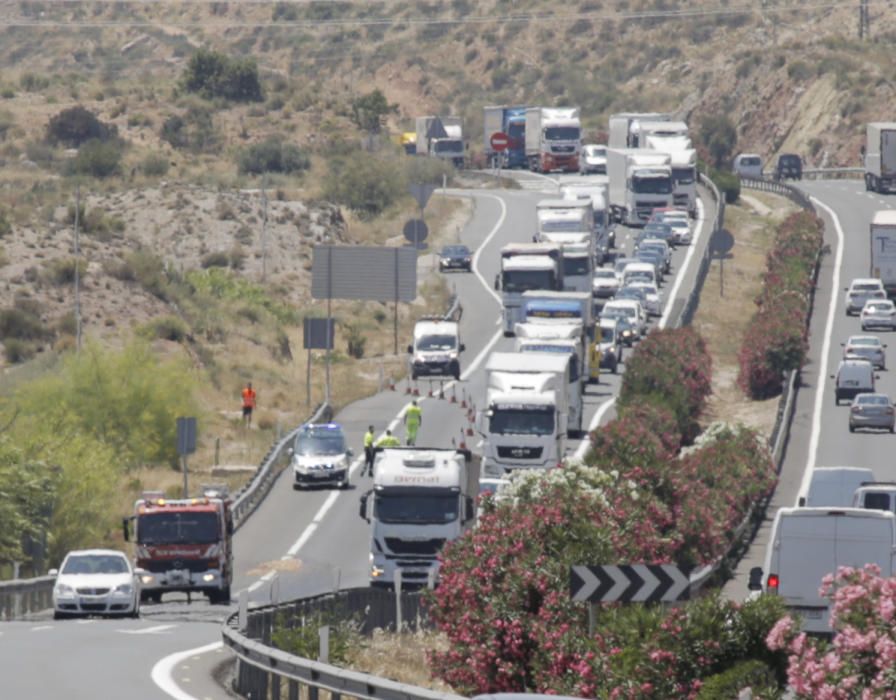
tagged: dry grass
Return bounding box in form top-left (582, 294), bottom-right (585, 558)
top-left (693, 190), bottom-right (800, 437)
top-left (345, 629), bottom-right (454, 692)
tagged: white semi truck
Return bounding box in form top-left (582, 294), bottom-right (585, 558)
top-left (638, 125), bottom-right (698, 218)
top-left (870, 210), bottom-right (896, 297)
top-left (606, 148), bottom-right (674, 226)
top-left (608, 112), bottom-right (672, 149)
top-left (534, 199), bottom-right (595, 293)
top-left (359, 447), bottom-right (476, 588)
top-left (480, 352), bottom-right (575, 476)
top-left (864, 122), bottom-right (896, 194)
top-left (561, 179), bottom-right (614, 253)
top-left (525, 107), bottom-right (582, 173)
top-left (496, 242), bottom-right (563, 336)
top-left (415, 116), bottom-right (464, 168)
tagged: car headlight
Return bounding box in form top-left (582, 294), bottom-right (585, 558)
top-left (115, 584), bottom-right (133, 595)
top-left (141, 574), bottom-right (154, 585)
top-left (55, 584), bottom-right (74, 596)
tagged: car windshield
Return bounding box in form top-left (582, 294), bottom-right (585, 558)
top-left (780, 155), bottom-right (800, 166)
top-left (502, 270), bottom-right (556, 293)
top-left (61, 554), bottom-right (129, 575)
top-left (632, 174), bottom-right (672, 194)
top-left (851, 338), bottom-right (880, 346)
top-left (857, 395), bottom-right (890, 406)
top-left (489, 406), bottom-right (554, 435)
top-left (741, 157), bottom-right (760, 166)
top-left (854, 284), bottom-right (882, 292)
top-left (563, 257), bottom-right (591, 276)
top-left (867, 303), bottom-right (893, 312)
top-left (374, 491), bottom-right (458, 525)
top-left (544, 126), bottom-right (580, 141)
top-left (442, 246), bottom-right (470, 257)
top-left (137, 512), bottom-right (220, 545)
top-left (417, 334), bottom-right (457, 351)
top-left (295, 431), bottom-right (345, 455)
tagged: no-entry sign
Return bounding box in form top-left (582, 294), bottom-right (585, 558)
top-left (490, 131), bottom-right (510, 152)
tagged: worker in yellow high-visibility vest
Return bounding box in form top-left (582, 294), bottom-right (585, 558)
top-left (375, 430), bottom-right (400, 448)
top-left (405, 400), bottom-right (423, 446)
top-left (363, 425), bottom-right (376, 476)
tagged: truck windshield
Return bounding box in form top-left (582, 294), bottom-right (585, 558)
top-left (540, 219), bottom-right (587, 233)
top-left (544, 126), bottom-right (580, 141)
top-left (374, 491), bottom-right (459, 525)
top-left (137, 512), bottom-right (220, 545)
top-left (507, 122), bottom-right (525, 140)
top-left (434, 140), bottom-right (463, 155)
top-left (563, 257), bottom-right (591, 276)
top-left (417, 334), bottom-right (457, 351)
top-left (295, 432), bottom-right (345, 456)
top-left (632, 174), bottom-right (672, 194)
top-left (672, 167), bottom-right (696, 185)
top-left (502, 270), bottom-right (556, 293)
top-left (490, 406), bottom-right (554, 436)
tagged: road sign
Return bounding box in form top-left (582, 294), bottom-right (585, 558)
top-left (490, 131), bottom-right (510, 152)
top-left (710, 228), bottom-right (735, 256)
top-left (303, 317), bottom-right (334, 350)
top-left (425, 117), bottom-right (448, 140)
top-left (176, 416), bottom-right (197, 456)
top-left (570, 564), bottom-right (691, 603)
top-left (408, 183), bottom-right (437, 210)
top-left (311, 246), bottom-right (417, 303)
top-left (403, 218), bottom-right (429, 247)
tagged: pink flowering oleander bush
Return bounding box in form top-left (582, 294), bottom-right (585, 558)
top-left (429, 423), bottom-right (780, 695)
top-left (766, 564), bottom-right (896, 699)
top-left (738, 210), bottom-right (824, 399)
top-left (618, 326), bottom-right (713, 444)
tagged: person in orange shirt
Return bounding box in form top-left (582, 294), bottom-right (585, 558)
top-left (241, 382), bottom-right (257, 427)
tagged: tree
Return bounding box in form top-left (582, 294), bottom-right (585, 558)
top-left (699, 114), bottom-right (738, 170)
top-left (46, 106), bottom-right (116, 147)
top-left (350, 89), bottom-right (397, 135)
top-left (180, 48), bottom-right (263, 102)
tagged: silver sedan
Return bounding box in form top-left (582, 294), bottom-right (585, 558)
top-left (861, 300), bottom-right (896, 331)
top-left (842, 335), bottom-right (887, 370)
top-left (849, 393), bottom-right (896, 433)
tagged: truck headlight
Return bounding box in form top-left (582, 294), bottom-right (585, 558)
top-left (141, 574), bottom-right (155, 585)
top-left (370, 566), bottom-right (384, 578)
top-left (202, 573), bottom-right (216, 582)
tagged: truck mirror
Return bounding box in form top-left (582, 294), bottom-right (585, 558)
top-left (226, 517), bottom-right (234, 536)
top-left (747, 566), bottom-right (763, 591)
top-left (359, 492), bottom-right (370, 522)
top-left (48, 568), bottom-right (58, 577)
top-left (464, 496), bottom-right (475, 523)
top-left (122, 517), bottom-right (130, 542)
top-left (407, 345), bottom-right (413, 354)
top-left (459, 343), bottom-right (466, 352)
top-left (494, 274), bottom-right (500, 291)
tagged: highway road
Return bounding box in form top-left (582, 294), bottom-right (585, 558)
top-left (0, 175), bottom-right (716, 699)
top-left (725, 179), bottom-right (896, 600)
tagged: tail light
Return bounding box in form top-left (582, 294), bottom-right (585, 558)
top-left (887, 407), bottom-right (894, 415)
top-left (766, 573), bottom-right (780, 593)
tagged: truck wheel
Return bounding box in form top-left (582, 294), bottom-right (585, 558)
top-left (452, 365), bottom-right (460, 380)
top-left (611, 360), bottom-right (618, 374)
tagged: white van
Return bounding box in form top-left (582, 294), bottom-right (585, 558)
top-left (853, 483), bottom-right (896, 513)
top-left (832, 359), bottom-right (876, 405)
top-left (799, 466), bottom-right (876, 507)
top-left (733, 153), bottom-right (763, 179)
top-left (751, 507), bottom-right (896, 634)
top-left (621, 261), bottom-right (657, 288)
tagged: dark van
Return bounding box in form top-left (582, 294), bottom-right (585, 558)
top-left (775, 153), bottom-right (803, 181)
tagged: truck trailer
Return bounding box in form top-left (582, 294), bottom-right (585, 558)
top-left (870, 210), bottom-right (896, 296)
top-left (865, 122), bottom-right (896, 193)
top-left (483, 105), bottom-right (528, 169)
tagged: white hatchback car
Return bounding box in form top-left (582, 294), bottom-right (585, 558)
top-left (842, 335), bottom-right (887, 370)
top-left (862, 299), bottom-right (896, 331)
top-left (629, 281), bottom-right (662, 316)
top-left (51, 549), bottom-right (141, 619)
top-left (845, 278), bottom-right (886, 315)
top-left (592, 267), bottom-right (620, 299)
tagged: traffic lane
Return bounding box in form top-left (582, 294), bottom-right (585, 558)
top-left (0, 619), bottom-right (219, 700)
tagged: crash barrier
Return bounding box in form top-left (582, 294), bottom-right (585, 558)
top-left (676, 173), bottom-right (724, 329)
top-left (222, 587), bottom-right (466, 700)
top-left (739, 177), bottom-right (814, 210)
top-left (802, 167), bottom-right (864, 180)
top-left (231, 402), bottom-right (332, 531)
top-left (0, 575), bottom-right (55, 621)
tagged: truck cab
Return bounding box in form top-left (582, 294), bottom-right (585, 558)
top-left (359, 448), bottom-right (475, 588)
top-left (407, 318), bottom-right (465, 380)
top-left (497, 243), bottom-right (563, 336)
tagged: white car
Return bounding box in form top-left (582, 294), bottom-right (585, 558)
top-left (845, 278), bottom-right (886, 316)
top-left (842, 335), bottom-right (887, 370)
top-left (665, 218), bottom-right (692, 245)
top-left (289, 422), bottom-right (353, 490)
top-left (861, 299), bottom-right (896, 331)
top-left (592, 267), bottom-right (620, 299)
top-left (629, 281), bottom-right (662, 316)
top-left (733, 153), bottom-right (764, 179)
top-left (50, 549), bottom-right (141, 619)
top-left (604, 299), bottom-right (647, 338)
top-left (579, 144), bottom-right (607, 175)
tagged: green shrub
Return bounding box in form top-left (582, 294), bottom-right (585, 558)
top-left (180, 48), bottom-right (263, 102)
top-left (271, 611), bottom-right (360, 664)
top-left (46, 106), bottom-right (116, 147)
top-left (140, 153), bottom-right (169, 177)
top-left (201, 251), bottom-right (230, 269)
top-left (0, 307), bottom-right (49, 340)
top-left (697, 660), bottom-right (780, 700)
top-left (323, 154), bottom-right (405, 218)
top-left (20, 73), bottom-right (50, 92)
top-left (43, 258), bottom-right (87, 286)
top-left (142, 315), bottom-right (189, 342)
top-left (237, 136), bottom-right (310, 175)
top-left (345, 322), bottom-right (366, 359)
top-left (698, 115), bottom-right (737, 170)
top-left (713, 169), bottom-right (741, 203)
top-left (67, 139), bottom-right (123, 178)
top-left (787, 59), bottom-right (813, 81)
top-left (160, 107), bottom-right (219, 153)
top-left (3, 338), bottom-right (35, 363)
top-left (0, 209), bottom-right (10, 237)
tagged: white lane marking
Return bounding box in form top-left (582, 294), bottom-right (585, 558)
top-left (285, 490), bottom-right (340, 556)
top-left (659, 199), bottom-right (707, 328)
top-left (151, 641), bottom-right (223, 700)
top-left (120, 624), bottom-right (177, 635)
top-left (796, 197), bottom-right (845, 505)
top-left (30, 625), bottom-right (52, 632)
top-left (572, 197), bottom-right (709, 460)
top-left (247, 569), bottom-right (277, 593)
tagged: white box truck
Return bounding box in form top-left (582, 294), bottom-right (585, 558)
top-left (751, 507), bottom-right (896, 634)
top-left (535, 199), bottom-right (595, 293)
top-left (416, 116), bottom-right (464, 168)
top-left (864, 122), bottom-right (896, 194)
top-left (359, 447), bottom-right (476, 588)
top-left (608, 112), bottom-right (672, 149)
top-left (607, 148), bottom-right (674, 226)
top-left (561, 180), bottom-right (614, 253)
top-left (799, 466), bottom-right (876, 507)
top-left (870, 210), bottom-right (896, 296)
top-left (480, 352), bottom-right (574, 476)
top-left (496, 243), bottom-right (564, 336)
top-left (525, 107), bottom-right (581, 173)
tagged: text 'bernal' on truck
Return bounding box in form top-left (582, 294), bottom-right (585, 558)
top-left (359, 447), bottom-right (476, 589)
top-left (122, 486), bottom-right (233, 604)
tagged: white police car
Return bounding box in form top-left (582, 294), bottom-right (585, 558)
top-left (289, 423), bottom-right (353, 490)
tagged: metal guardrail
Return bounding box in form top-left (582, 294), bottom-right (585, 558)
top-left (0, 575), bottom-right (55, 621)
top-left (223, 587), bottom-right (463, 700)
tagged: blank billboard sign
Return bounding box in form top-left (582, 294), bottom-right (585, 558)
top-left (311, 246), bottom-right (417, 303)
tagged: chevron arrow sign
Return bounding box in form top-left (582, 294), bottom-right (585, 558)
top-left (570, 565), bottom-right (691, 603)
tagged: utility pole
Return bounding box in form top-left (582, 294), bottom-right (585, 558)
top-left (261, 177), bottom-right (269, 282)
top-left (859, 0), bottom-right (870, 40)
top-left (74, 183), bottom-right (82, 353)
